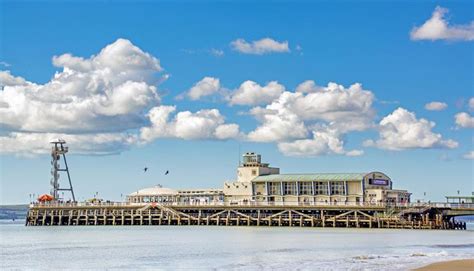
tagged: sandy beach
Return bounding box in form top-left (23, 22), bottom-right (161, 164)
top-left (414, 259), bottom-right (474, 271)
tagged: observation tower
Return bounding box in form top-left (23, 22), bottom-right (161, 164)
top-left (50, 139), bottom-right (75, 201)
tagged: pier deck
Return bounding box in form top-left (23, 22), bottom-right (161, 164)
top-left (26, 202), bottom-right (473, 230)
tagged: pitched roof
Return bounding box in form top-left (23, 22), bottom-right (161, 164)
top-left (252, 173), bottom-right (368, 182)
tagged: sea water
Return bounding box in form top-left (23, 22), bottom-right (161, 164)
top-left (1, 222), bottom-right (473, 270)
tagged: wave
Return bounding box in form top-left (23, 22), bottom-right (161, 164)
top-left (432, 243), bottom-right (474, 249)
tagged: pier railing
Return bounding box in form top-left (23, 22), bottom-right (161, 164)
top-left (29, 201), bottom-right (474, 210)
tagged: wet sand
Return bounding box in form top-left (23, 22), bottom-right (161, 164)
top-left (414, 259), bottom-right (474, 271)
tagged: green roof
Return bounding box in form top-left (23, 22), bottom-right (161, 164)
top-left (252, 173), bottom-right (368, 182)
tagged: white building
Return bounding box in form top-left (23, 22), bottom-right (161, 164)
top-left (128, 152), bottom-right (411, 205)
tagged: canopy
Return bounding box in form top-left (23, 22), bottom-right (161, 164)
top-left (38, 194), bottom-right (54, 202)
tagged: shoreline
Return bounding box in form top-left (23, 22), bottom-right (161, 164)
top-left (414, 259), bottom-right (474, 271)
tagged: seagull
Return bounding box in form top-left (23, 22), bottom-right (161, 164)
top-left (144, 167), bottom-right (148, 173)
top-left (165, 170), bottom-right (169, 175)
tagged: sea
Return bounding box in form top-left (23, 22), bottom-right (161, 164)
top-left (1, 221), bottom-right (473, 270)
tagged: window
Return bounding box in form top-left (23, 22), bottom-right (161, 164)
top-left (283, 182), bottom-right (297, 195)
top-left (299, 182), bottom-right (313, 195)
top-left (330, 182), bottom-right (345, 195)
top-left (314, 182), bottom-right (328, 195)
top-left (268, 182), bottom-right (280, 195)
top-left (252, 170), bottom-right (257, 176)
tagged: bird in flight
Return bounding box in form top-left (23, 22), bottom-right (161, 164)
top-left (165, 170), bottom-right (169, 175)
top-left (144, 167), bottom-right (148, 173)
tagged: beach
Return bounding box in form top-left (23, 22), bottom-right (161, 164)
top-left (415, 259), bottom-right (474, 271)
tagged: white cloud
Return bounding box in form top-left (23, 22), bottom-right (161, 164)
top-left (1, 39), bottom-right (163, 134)
top-left (345, 149), bottom-right (364, 157)
top-left (463, 151), bottom-right (474, 160)
top-left (247, 98), bottom-right (309, 142)
top-left (455, 112), bottom-right (474, 128)
top-left (0, 132), bottom-right (137, 156)
top-left (215, 124), bottom-right (240, 140)
top-left (140, 106), bottom-right (240, 142)
top-left (295, 80), bottom-right (323, 93)
top-left (290, 82), bottom-right (375, 132)
top-left (0, 70), bottom-right (29, 88)
top-left (230, 38), bottom-right (290, 55)
top-left (277, 129), bottom-right (364, 157)
top-left (277, 130), bottom-right (344, 157)
top-left (186, 77), bottom-right (221, 100)
top-left (229, 80), bottom-right (285, 106)
top-left (0, 38), bottom-right (166, 155)
top-left (364, 107), bottom-right (458, 150)
top-left (410, 6), bottom-right (474, 41)
top-left (210, 49), bottom-right (224, 57)
top-left (425, 101), bottom-right (448, 111)
top-left (469, 97), bottom-right (474, 110)
top-left (247, 81), bottom-right (376, 156)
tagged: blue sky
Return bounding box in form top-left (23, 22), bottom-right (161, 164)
top-left (0, 0), bottom-right (473, 204)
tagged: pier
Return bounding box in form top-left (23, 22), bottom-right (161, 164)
top-left (26, 202), bottom-right (472, 229)
top-left (26, 142), bottom-right (473, 230)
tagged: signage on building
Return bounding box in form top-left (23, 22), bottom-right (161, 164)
top-left (370, 179), bottom-right (388, 185)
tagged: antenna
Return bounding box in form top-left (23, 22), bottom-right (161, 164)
top-left (50, 139), bottom-right (76, 201)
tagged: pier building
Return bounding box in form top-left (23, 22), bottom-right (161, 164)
top-left (127, 185), bottom-right (224, 204)
top-left (130, 152), bottom-right (411, 206)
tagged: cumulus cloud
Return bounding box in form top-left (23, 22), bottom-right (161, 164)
top-left (140, 106), bottom-right (240, 142)
top-left (247, 98), bottom-right (308, 142)
top-left (455, 112), bottom-right (474, 128)
top-left (463, 151), bottom-right (474, 160)
top-left (230, 38), bottom-right (290, 55)
top-left (247, 81), bottom-right (375, 156)
top-left (229, 81), bottom-right (285, 106)
top-left (425, 101), bottom-right (448, 111)
top-left (184, 78), bottom-right (285, 106)
top-left (1, 39), bottom-right (163, 134)
top-left (0, 38), bottom-right (167, 155)
top-left (277, 129), bottom-right (364, 157)
top-left (410, 6), bottom-right (474, 41)
top-left (364, 107), bottom-right (458, 150)
top-left (295, 80), bottom-right (323, 93)
top-left (186, 77), bottom-right (221, 100)
top-left (0, 70), bottom-right (29, 88)
top-left (249, 81), bottom-right (375, 138)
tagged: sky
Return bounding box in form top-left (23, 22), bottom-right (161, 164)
top-left (0, 0), bottom-right (473, 204)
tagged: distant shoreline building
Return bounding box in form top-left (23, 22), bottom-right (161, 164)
top-left (127, 152), bottom-right (411, 205)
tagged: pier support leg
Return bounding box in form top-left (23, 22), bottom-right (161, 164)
top-left (322, 210), bottom-right (325, 228)
top-left (257, 210), bottom-right (261, 226)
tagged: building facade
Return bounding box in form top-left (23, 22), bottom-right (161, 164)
top-left (128, 152), bottom-right (411, 205)
top-left (127, 185), bottom-right (224, 204)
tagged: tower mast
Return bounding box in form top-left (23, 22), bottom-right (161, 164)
top-left (50, 139), bottom-right (76, 201)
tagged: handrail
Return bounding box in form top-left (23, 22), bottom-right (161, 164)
top-left (30, 201), bottom-right (474, 209)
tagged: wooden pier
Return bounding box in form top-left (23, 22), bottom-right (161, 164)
top-left (26, 202), bottom-right (472, 230)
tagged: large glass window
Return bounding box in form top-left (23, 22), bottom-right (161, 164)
top-left (299, 182), bottom-right (313, 195)
top-left (268, 182), bottom-right (281, 195)
top-left (330, 182), bottom-right (345, 195)
top-left (314, 182), bottom-right (328, 195)
top-left (283, 182), bottom-right (297, 195)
